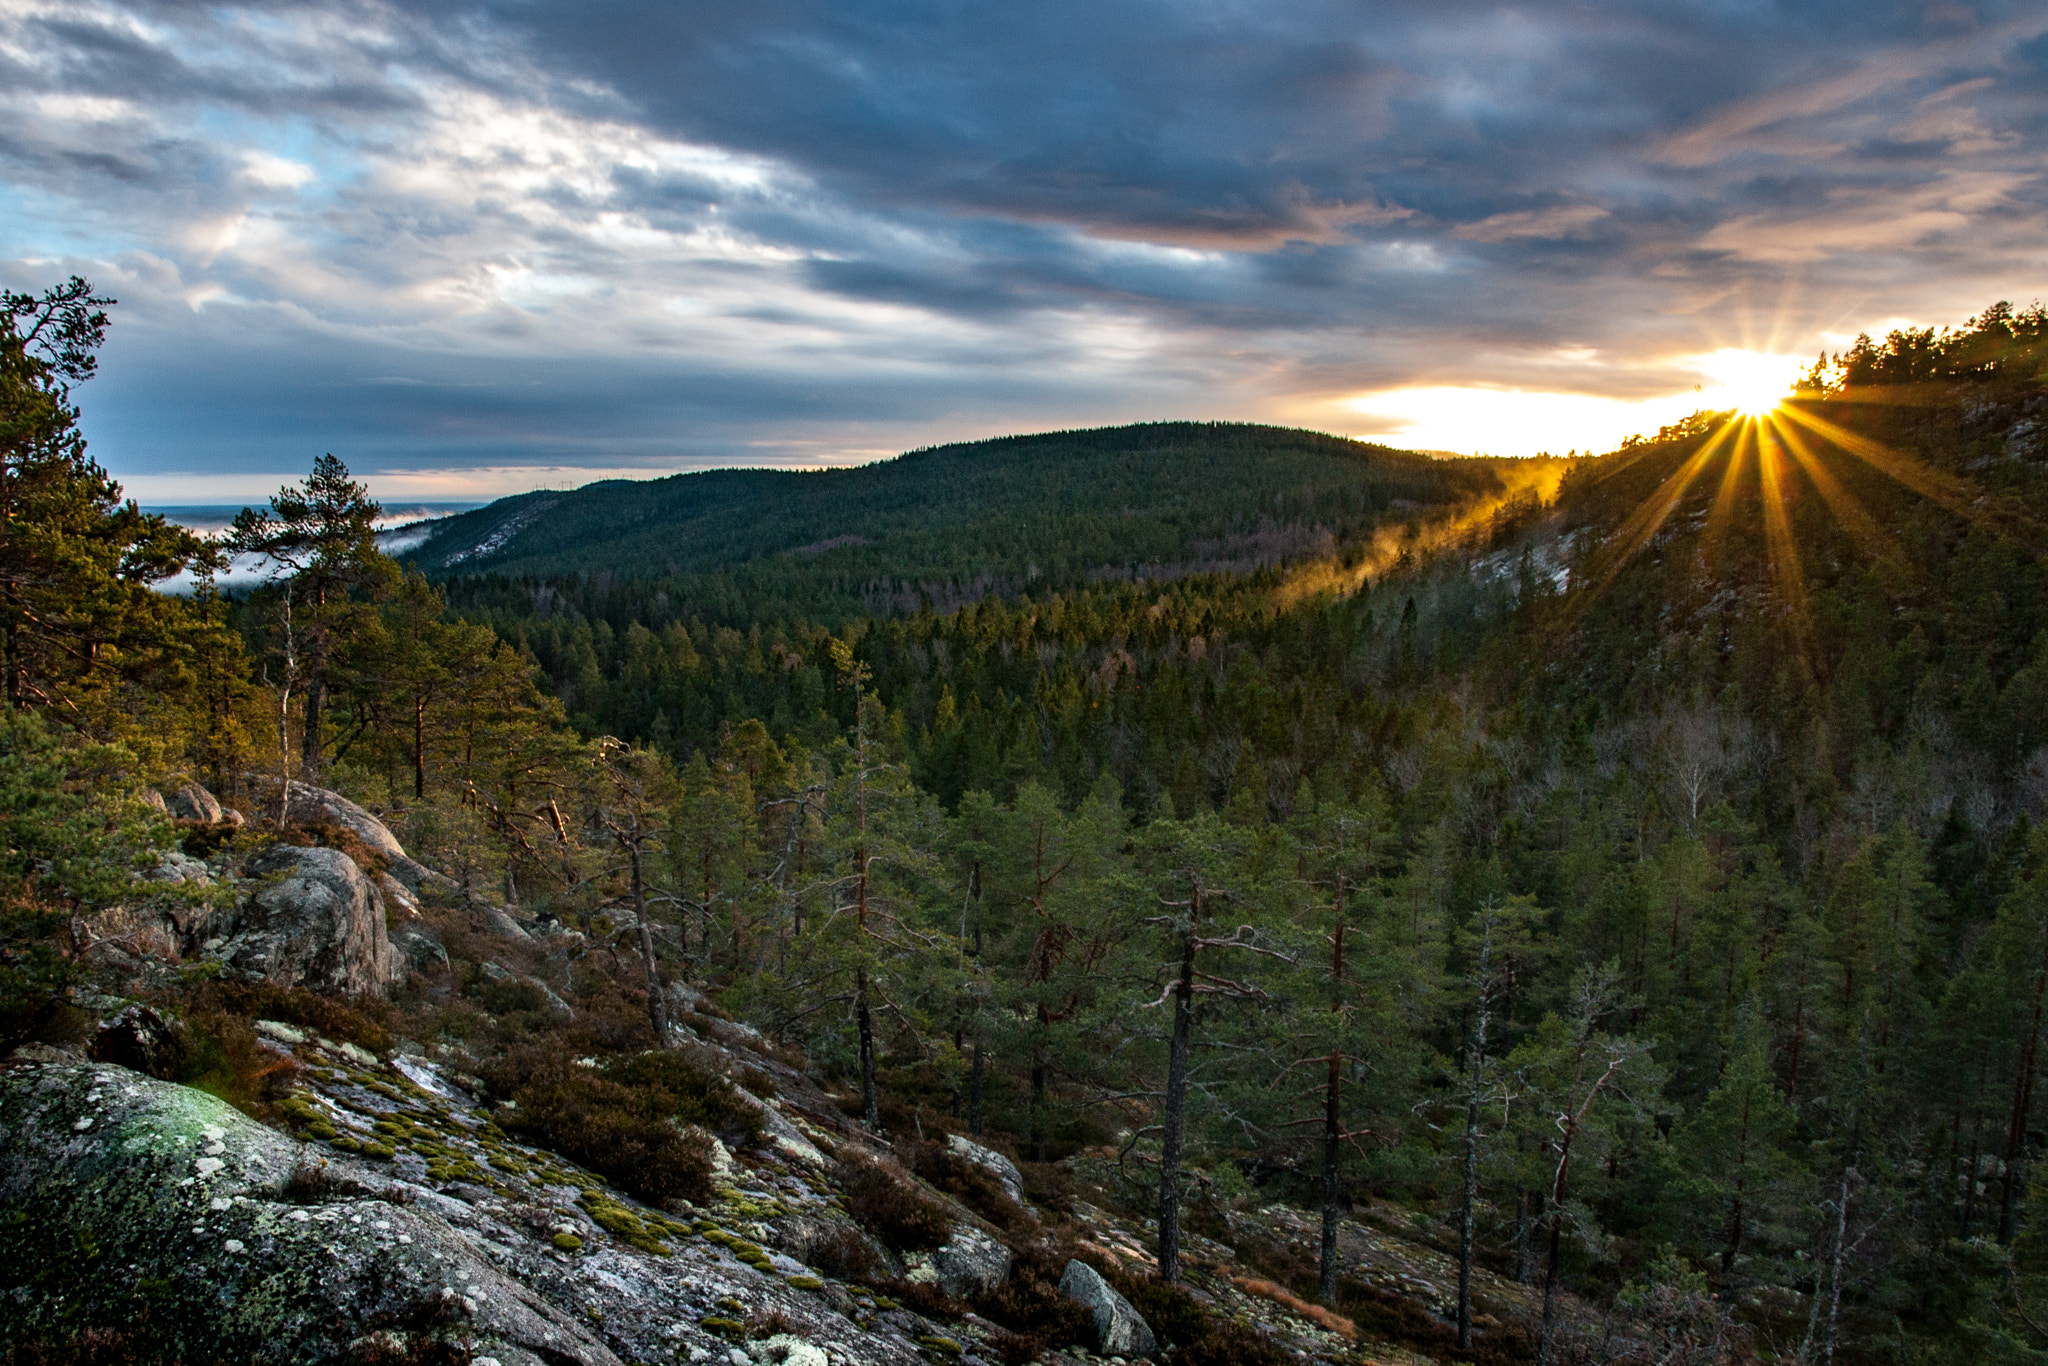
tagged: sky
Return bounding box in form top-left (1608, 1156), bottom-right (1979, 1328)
top-left (5, 0), bottom-right (2047, 503)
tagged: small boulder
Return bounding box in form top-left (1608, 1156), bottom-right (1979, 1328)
top-left (947, 1133), bottom-right (1026, 1205)
top-left (392, 923), bottom-right (448, 971)
top-left (148, 849), bottom-right (213, 886)
top-left (1059, 1259), bottom-right (1156, 1359)
top-left (163, 780), bottom-right (223, 824)
top-left (930, 1223), bottom-right (1012, 1299)
top-left (88, 1002), bottom-right (180, 1075)
top-left (283, 781), bottom-right (450, 894)
top-left (209, 845), bottom-right (399, 995)
top-left (284, 781), bottom-right (404, 859)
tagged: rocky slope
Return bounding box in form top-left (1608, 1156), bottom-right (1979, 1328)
top-left (3, 780), bottom-right (1562, 1366)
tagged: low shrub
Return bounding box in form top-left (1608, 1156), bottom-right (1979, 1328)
top-left (1334, 1279), bottom-right (1533, 1364)
top-left (606, 1049), bottom-right (764, 1146)
top-left (1, 1326), bottom-right (226, 1365)
top-left (889, 1278), bottom-right (965, 1319)
top-left (806, 1223), bottom-right (885, 1283)
top-left (1172, 1320), bottom-right (1291, 1366)
top-left (970, 1240), bottom-right (1094, 1358)
top-left (1107, 1269), bottom-right (1211, 1351)
top-left (277, 1159), bottom-right (375, 1205)
top-left (278, 821), bottom-right (391, 878)
top-left (1018, 1161), bottom-right (1074, 1218)
top-left (840, 1153), bottom-right (953, 1251)
top-left (193, 980), bottom-right (393, 1054)
top-left (483, 1047), bottom-right (719, 1205)
top-left (165, 1005), bottom-right (302, 1119)
top-left (903, 1138), bottom-right (1031, 1231)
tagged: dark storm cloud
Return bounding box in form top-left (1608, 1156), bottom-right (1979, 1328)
top-left (3, 0), bottom-right (2046, 489)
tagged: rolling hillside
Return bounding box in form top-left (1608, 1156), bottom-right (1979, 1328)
top-left (409, 422), bottom-right (1511, 619)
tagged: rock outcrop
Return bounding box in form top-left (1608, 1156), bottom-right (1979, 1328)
top-left (0, 1059), bottom-right (945, 1366)
top-left (163, 779), bottom-right (223, 824)
top-left (209, 845), bottom-right (399, 994)
top-left (0, 1061), bottom-right (618, 1365)
top-left (1059, 1258), bottom-right (1157, 1358)
top-left (285, 780), bottom-right (447, 894)
top-left (930, 1223), bottom-right (1013, 1300)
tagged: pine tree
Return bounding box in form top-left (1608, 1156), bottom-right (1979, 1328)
top-left (228, 454), bottom-right (397, 782)
top-left (0, 278), bottom-right (207, 731)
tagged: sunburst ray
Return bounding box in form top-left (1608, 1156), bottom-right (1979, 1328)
top-left (1774, 404), bottom-right (1980, 520)
top-left (1768, 412), bottom-right (1896, 560)
top-left (1572, 418), bottom-right (1742, 606)
top-left (1756, 424), bottom-right (1811, 666)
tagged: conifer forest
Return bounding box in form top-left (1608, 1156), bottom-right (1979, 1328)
top-left (14, 276), bottom-right (2048, 1366)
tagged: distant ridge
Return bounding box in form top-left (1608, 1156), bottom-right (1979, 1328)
top-left (410, 422), bottom-right (1512, 617)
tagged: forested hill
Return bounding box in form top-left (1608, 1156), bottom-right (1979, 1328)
top-left (29, 271), bottom-right (2048, 1366)
top-left (408, 422), bottom-right (1511, 618)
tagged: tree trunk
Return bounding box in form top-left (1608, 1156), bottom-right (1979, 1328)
top-left (1537, 1214), bottom-right (1567, 1366)
top-left (1158, 916), bottom-right (1198, 1284)
top-left (631, 841), bottom-right (670, 1045)
top-left (302, 672), bottom-right (324, 771)
top-left (413, 693), bottom-right (427, 799)
top-left (1458, 920), bottom-right (1494, 1353)
top-left (1458, 1088), bottom-right (1482, 1351)
top-left (1029, 1050), bottom-right (1048, 1162)
top-left (1320, 914), bottom-right (1346, 1307)
top-left (970, 1039), bottom-right (984, 1137)
top-left (1721, 1092), bottom-right (1752, 1280)
top-left (1822, 1168), bottom-right (1853, 1366)
top-left (1537, 1109), bottom-right (1588, 1365)
top-left (2000, 931), bottom-right (2048, 1244)
top-left (857, 965), bottom-right (879, 1131)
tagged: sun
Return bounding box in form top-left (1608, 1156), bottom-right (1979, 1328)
top-left (1697, 348), bottom-right (1803, 418)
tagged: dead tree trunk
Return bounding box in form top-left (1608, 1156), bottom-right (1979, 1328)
top-left (1158, 890), bottom-right (1200, 1285)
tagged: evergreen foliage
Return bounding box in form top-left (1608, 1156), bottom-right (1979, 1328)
top-left (20, 280), bottom-right (2048, 1362)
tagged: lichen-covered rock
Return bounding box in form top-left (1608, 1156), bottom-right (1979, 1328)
top-left (1060, 1258), bottom-right (1157, 1358)
top-left (947, 1134), bottom-right (1025, 1205)
top-left (930, 1223), bottom-right (1012, 1299)
top-left (0, 1062), bottom-right (619, 1365)
top-left (209, 844), bottom-right (399, 995)
top-left (0, 1059), bottom-right (953, 1366)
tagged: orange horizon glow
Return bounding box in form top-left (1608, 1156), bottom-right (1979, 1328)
top-left (1330, 348), bottom-right (1809, 456)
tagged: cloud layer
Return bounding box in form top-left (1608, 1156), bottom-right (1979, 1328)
top-left (5, 0), bottom-right (2047, 495)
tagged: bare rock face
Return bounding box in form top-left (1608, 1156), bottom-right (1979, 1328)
top-left (930, 1223), bottom-right (1013, 1300)
top-left (208, 845), bottom-right (399, 995)
top-left (1060, 1258), bottom-right (1157, 1358)
top-left (0, 1061), bottom-right (618, 1365)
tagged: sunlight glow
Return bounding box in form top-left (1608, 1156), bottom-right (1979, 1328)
top-left (1697, 349), bottom-right (1804, 417)
top-left (1334, 349), bottom-right (1811, 457)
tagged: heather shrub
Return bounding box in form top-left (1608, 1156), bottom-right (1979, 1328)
top-left (839, 1152), bottom-right (953, 1251)
top-left (970, 1241), bottom-right (1094, 1357)
top-left (903, 1138), bottom-right (1030, 1231)
top-left (485, 1047), bottom-right (728, 1204)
